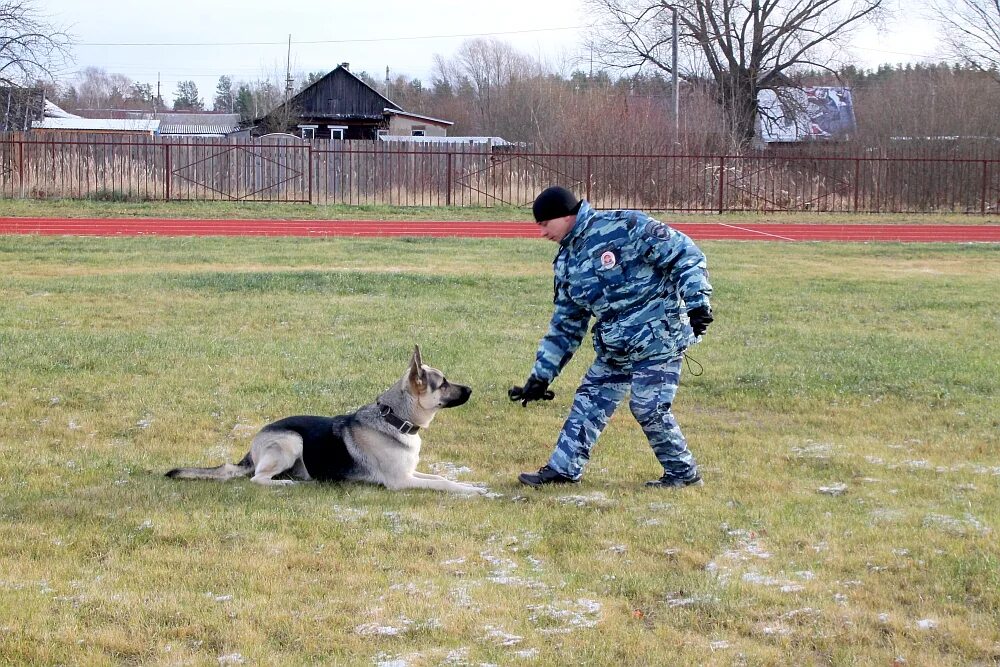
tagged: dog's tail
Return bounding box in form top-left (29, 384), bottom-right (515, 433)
top-left (165, 451), bottom-right (253, 481)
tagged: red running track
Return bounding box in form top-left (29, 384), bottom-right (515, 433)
top-left (1, 217), bottom-right (999, 242)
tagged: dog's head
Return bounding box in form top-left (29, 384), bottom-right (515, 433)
top-left (407, 345), bottom-right (472, 410)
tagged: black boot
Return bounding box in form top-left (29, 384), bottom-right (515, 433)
top-left (645, 473), bottom-right (703, 488)
top-left (518, 465), bottom-right (579, 487)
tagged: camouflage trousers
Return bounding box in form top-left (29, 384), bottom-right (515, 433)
top-left (546, 354), bottom-right (698, 481)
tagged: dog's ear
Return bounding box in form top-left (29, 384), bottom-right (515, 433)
top-left (408, 345), bottom-right (426, 391)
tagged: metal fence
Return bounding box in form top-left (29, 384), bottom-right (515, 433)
top-left (2, 132), bottom-right (999, 213)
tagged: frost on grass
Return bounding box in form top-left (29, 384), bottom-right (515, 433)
top-left (790, 441), bottom-right (835, 459)
top-left (375, 647), bottom-right (474, 667)
top-left (706, 525), bottom-right (811, 593)
top-left (483, 625), bottom-right (523, 646)
top-left (556, 492), bottom-right (613, 508)
top-left (865, 455), bottom-right (1000, 477)
top-left (706, 527), bottom-right (772, 581)
top-left (449, 582), bottom-right (481, 609)
top-left (388, 581), bottom-right (438, 599)
top-left (741, 571), bottom-right (809, 593)
top-left (665, 592), bottom-right (718, 608)
top-left (229, 422), bottom-right (258, 439)
top-left (922, 513), bottom-right (991, 536)
top-left (870, 507), bottom-right (906, 524)
top-left (429, 461), bottom-right (473, 480)
top-left (331, 504), bottom-right (368, 522)
top-left (478, 533), bottom-right (548, 589)
top-left (356, 617), bottom-right (413, 637)
top-left (528, 599), bottom-right (602, 634)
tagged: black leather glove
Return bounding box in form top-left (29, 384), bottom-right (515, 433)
top-left (687, 305), bottom-right (714, 337)
top-left (508, 376), bottom-right (555, 407)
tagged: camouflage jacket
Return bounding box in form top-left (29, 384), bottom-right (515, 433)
top-left (531, 201), bottom-right (713, 382)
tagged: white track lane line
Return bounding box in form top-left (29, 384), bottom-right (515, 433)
top-left (717, 223), bottom-right (797, 241)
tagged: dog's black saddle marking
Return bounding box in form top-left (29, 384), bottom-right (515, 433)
top-left (261, 415), bottom-right (357, 481)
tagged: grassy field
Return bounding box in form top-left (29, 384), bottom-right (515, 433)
top-left (2, 197), bottom-right (999, 225)
top-left (0, 233), bottom-right (997, 665)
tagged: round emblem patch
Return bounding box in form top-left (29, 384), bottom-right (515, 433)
top-left (600, 250), bottom-right (617, 269)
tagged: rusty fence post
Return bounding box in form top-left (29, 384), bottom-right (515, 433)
top-left (717, 155), bottom-right (726, 214)
top-left (981, 160), bottom-right (990, 215)
top-left (18, 137), bottom-right (24, 198)
top-left (164, 143), bottom-right (172, 201)
top-left (853, 157), bottom-right (861, 213)
top-left (307, 142), bottom-right (313, 204)
top-left (446, 151), bottom-right (452, 206)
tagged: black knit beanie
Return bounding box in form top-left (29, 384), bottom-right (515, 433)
top-left (532, 186), bottom-right (582, 223)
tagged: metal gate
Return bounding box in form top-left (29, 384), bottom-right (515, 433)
top-left (166, 138), bottom-right (310, 202)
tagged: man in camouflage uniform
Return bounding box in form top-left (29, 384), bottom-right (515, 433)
top-left (510, 186), bottom-right (714, 488)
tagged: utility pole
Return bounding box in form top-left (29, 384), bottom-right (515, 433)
top-left (672, 8), bottom-right (680, 139)
top-left (284, 34), bottom-right (294, 102)
top-left (385, 66), bottom-right (390, 98)
top-left (156, 73), bottom-right (161, 112)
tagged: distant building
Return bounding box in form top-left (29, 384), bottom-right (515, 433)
top-left (130, 112), bottom-right (243, 138)
top-left (756, 87), bottom-right (857, 146)
top-left (32, 117), bottom-right (160, 136)
top-left (382, 109), bottom-right (453, 138)
top-left (29, 99), bottom-right (159, 135)
top-left (376, 135), bottom-right (513, 147)
top-left (254, 63), bottom-right (453, 140)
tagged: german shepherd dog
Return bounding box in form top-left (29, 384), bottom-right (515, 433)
top-left (166, 346), bottom-right (486, 494)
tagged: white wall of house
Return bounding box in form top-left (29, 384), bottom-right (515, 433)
top-left (387, 115), bottom-right (448, 137)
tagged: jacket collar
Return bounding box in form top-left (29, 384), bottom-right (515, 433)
top-left (560, 200), bottom-right (594, 248)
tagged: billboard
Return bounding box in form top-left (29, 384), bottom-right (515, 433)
top-left (757, 87), bottom-right (856, 144)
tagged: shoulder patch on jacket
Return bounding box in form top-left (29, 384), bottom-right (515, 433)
top-left (644, 220), bottom-right (672, 240)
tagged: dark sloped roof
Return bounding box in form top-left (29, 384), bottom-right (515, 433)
top-left (257, 65), bottom-right (401, 124)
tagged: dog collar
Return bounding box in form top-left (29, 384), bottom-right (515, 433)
top-left (377, 403), bottom-right (420, 435)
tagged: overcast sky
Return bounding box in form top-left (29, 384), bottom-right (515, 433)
top-left (43, 0), bottom-right (944, 102)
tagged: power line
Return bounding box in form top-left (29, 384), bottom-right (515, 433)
top-left (76, 25), bottom-right (587, 48)
top-left (850, 45), bottom-right (942, 60)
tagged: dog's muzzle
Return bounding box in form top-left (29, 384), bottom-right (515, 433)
top-left (444, 385), bottom-right (472, 408)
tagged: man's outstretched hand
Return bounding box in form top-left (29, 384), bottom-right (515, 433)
top-left (508, 376), bottom-right (555, 406)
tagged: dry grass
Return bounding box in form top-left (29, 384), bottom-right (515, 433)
top-left (2, 197), bottom-right (1000, 225)
top-left (0, 235), bottom-right (997, 665)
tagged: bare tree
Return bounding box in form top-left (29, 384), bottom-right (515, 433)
top-left (0, 0), bottom-right (72, 86)
top-left (74, 67), bottom-right (133, 111)
top-left (586, 0), bottom-right (884, 146)
top-left (929, 0), bottom-right (1000, 80)
top-left (433, 38), bottom-right (547, 138)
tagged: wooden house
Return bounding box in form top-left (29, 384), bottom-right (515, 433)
top-left (253, 63), bottom-right (452, 140)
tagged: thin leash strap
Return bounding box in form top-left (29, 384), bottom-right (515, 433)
top-left (683, 351), bottom-right (704, 377)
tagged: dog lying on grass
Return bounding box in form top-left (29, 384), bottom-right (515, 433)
top-left (166, 346), bottom-right (486, 494)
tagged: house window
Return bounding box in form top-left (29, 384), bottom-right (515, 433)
top-left (411, 129), bottom-right (425, 137)
top-left (376, 129), bottom-right (388, 137)
top-left (329, 125), bottom-right (347, 140)
top-left (298, 124), bottom-right (318, 140)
